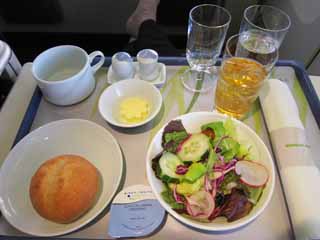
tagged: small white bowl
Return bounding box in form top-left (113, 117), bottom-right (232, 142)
top-left (98, 79), bottom-right (162, 128)
top-left (146, 112), bottom-right (275, 232)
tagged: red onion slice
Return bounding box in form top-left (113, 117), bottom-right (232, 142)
top-left (173, 185), bottom-right (184, 204)
top-left (175, 164), bottom-right (189, 175)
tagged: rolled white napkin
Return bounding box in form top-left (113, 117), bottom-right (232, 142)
top-left (260, 79), bottom-right (320, 240)
top-left (259, 78), bottom-right (304, 131)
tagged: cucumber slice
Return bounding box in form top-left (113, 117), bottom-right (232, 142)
top-left (176, 176), bottom-right (204, 196)
top-left (247, 186), bottom-right (263, 204)
top-left (159, 152), bottom-right (183, 181)
top-left (177, 133), bottom-right (210, 162)
top-left (184, 163), bottom-right (206, 182)
top-left (161, 175), bottom-right (180, 183)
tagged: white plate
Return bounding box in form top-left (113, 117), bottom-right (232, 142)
top-left (107, 62), bottom-right (166, 87)
top-left (0, 119), bottom-right (123, 236)
top-left (99, 79), bottom-right (163, 128)
top-left (146, 112), bottom-right (275, 232)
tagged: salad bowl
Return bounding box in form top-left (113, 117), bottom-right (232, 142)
top-left (146, 111), bottom-right (275, 231)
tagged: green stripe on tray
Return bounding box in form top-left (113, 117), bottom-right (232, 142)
top-left (285, 143), bottom-right (310, 148)
top-left (292, 77), bottom-right (308, 125)
top-left (172, 68), bottom-right (187, 114)
top-left (242, 99), bottom-right (263, 134)
top-left (252, 100), bottom-right (263, 135)
top-left (184, 77), bottom-right (203, 114)
top-left (148, 67), bottom-right (187, 143)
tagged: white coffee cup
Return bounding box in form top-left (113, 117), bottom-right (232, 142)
top-left (32, 45), bottom-right (104, 106)
top-left (137, 49), bottom-right (159, 81)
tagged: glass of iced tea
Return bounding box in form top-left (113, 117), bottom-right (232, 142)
top-left (215, 34), bottom-right (269, 119)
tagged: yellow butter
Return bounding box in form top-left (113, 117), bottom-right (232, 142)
top-left (118, 97), bottom-right (151, 124)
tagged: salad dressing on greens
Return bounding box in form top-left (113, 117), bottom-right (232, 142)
top-left (152, 119), bottom-right (269, 222)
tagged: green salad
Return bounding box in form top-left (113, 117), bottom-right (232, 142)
top-left (151, 119), bottom-right (269, 222)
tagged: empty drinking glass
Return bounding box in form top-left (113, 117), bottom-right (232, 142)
top-left (238, 5), bottom-right (291, 72)
top-left (181, 4), bottom-right (231, 93)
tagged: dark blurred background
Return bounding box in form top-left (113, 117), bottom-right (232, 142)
top-left (1, 0), bottom-right (319, 66)
top-left (0, 0), bottom-right (261, 63)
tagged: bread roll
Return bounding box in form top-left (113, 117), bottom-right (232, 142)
top-left (30, 155), bottom-right (99, 223)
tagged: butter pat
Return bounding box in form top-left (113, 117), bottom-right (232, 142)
top-left (118, 97), bottom-right (150, 124)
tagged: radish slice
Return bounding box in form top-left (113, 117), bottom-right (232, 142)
top-left (235, 160), bottom-right (269, 187)
top-left (186, 191), bottom-right (215, 219)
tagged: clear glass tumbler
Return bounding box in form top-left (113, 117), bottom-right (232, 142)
top-left (238, 5), bottom-right (291, 72)
top-left (215, 34), bottom-right (269, 119)
top-left (182, 4), bottom-right (231, 93)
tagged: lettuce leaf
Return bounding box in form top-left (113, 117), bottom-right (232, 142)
top-left (164, 131), bottom-right (189, 145)
top-left (220, 189), bottom-right (253, 222)
top-left (240, 184), bottom-right (263, 205)
top-left (151, 152), bottom-right (163, 179)
top-left (224, 118), bottom-right (237, 138)
top-left (220, 171), bottom-right (240, 194)
top-left (201, 121), bottom-right (225, 140)
top-left (220, 138), bottom-right (240, 161)
top-left (162, 120), bottom-right (188, 153)
top-left (236, 144), bottom-right (252, 160)
top-left (163, 120), bottom-right (186, 134)
top-left (206, 149), bottom-right (217, 172)
top-left (161, 188), bottom-right (185, 210)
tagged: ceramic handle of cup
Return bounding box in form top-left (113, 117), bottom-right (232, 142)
top-left (89, 51), bottom-right (105, 73)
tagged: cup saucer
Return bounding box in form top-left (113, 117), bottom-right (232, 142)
top-left (108, 65), bottom-right (135, 82)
